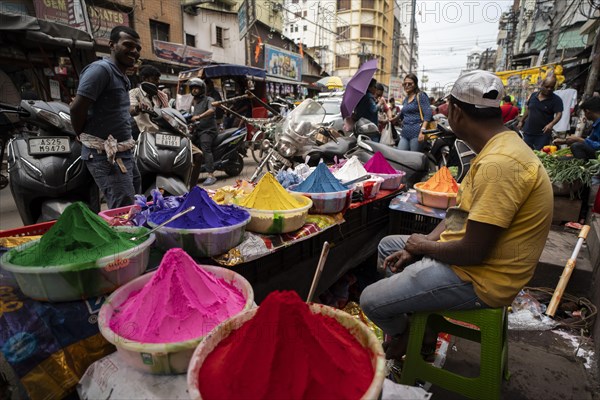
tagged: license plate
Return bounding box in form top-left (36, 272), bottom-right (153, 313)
top-left (28, 137), bottom-right (71, 155)
top-left (155, 134), bottom-right (181, 148)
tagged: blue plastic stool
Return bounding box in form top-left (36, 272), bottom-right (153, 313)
top-left (400, 307), bottom-right (510, 400)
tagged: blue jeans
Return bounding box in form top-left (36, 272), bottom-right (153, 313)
top-left (360, 235), bottom-right (489, 336)
top-left (398, 136), bottom-right (424, 152)
top-left (523, 133), bottom-right (551, 150)
top-left (85, 156), bottom-right (140, 209)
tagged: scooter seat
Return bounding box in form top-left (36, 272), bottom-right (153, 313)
top-left (214, 128), bottom-right (240, 146)
top-left (305, 136), bottom-right (357, 166)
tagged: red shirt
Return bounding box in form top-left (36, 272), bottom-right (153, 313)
top-left (436, 102), bottom-right (449, 117)
top-left (501, 104), bottom-right (519, 123)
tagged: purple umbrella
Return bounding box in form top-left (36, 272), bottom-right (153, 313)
top-left (340, 59), bottom-right (378, 118)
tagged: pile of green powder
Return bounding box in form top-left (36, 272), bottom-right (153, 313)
top-left (9, 202), bottom-right (147, 267)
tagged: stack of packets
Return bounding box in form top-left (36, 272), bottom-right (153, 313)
top-left (212, 180), bottom-right (254, 205)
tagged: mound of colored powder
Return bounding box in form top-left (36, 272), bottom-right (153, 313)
top-left (334, 156), bottom-right (368, 182)
top-left (422, 166), bottom-right (459, 193)
top-left (9, 202), bottom-right (145, 267)
top-left (109, 248), bottom-right (246, 343)
top-left (239, 173), bottom-right (304, 210)
top-left (292, 163), bottom-right (348, 193)
top-left (198, 291), bottom-right (374, 399)
top-left (364, 151), bottom-right (398, 174)
top-left (149, 186), bottom-right (249, 229)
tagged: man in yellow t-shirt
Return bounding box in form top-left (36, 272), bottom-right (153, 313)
top-left (360, 70), bottom-right (553, 361)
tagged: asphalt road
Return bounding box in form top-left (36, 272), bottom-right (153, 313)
top-left (0, 156), bottom-right (260, 232)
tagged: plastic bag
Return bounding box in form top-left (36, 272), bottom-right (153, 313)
top-left (380, 122), bottom-right (395, 146)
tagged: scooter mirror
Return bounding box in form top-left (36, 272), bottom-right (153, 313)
top-left (141, 82), bottom-right (159, 97)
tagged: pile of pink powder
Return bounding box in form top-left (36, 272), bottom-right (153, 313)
top-left (109, 248), bottom-right (247, 343)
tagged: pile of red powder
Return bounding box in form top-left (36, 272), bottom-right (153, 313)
top-left (198, 291), bottom-right (374, 399)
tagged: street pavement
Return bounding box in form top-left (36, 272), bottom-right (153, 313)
top-left (0, 155), bottom-right (260, 231)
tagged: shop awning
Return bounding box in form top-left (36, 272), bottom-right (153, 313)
top-left (266, 75), bottom-right (306, 85)
top-left (178, 64), bottom-right (266, 81)
top-left (0, 11), bottom-right (94, 49)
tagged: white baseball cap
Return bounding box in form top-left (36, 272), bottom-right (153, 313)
top-left (450, 70), bottom-right (504, 108)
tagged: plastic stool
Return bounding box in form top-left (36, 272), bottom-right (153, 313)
top-left (400, 307), bottom-right (509, 400)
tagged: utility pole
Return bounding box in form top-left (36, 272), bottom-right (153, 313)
top-left (584, 26), bottom-right (600, 100)
top-left (408, 0), bottom-right (416, 74)
top-left (546, 0), bottom-right (566, 63)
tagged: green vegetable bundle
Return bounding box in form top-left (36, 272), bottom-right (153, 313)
top-left (535, 151), bottom-right (600, 186)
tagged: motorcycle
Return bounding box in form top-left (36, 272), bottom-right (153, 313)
top-left (135, 82), bottom-right (194, 196)
top-left (422, 118), bottom-right (476, 182)
top-left (1, 100), bottom-right (100, 225)
top-left (250, 99), bottom-right (335, 182)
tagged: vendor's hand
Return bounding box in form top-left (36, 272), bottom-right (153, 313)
top-left (517, 121), bottom-right (523, 130)
top-left (565, 135), bottom-right (584, 145)
top-left (418, 132), bottom-right (425, 142)
top-left (542, 123), bottom-right (554, 134)
top-left (383, 250), bottom-right (415, 273)
top-left (405, 233), bottom-right (430, 256)
top-left (553, 138), bottom-right (566, 145)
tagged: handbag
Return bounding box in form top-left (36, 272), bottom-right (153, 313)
top-left (380, 122), bottom-right (395, 146)
top-left (417, 94), bottom-right (437, 130)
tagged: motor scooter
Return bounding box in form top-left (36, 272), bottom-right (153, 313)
top-left (188, 123), bottom-right (247, 178)
top-left (134, 82), bottom-right (193, 196)
top-left (1, 100), bottom-right (100, 225)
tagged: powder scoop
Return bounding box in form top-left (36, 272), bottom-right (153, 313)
top-left (130, 206), bottom-right (195, 241)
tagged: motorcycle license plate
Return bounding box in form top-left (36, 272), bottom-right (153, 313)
top-left (155, 133), bottom-right (181, 148)
top-left (28, 137), bottom-right (71, 155)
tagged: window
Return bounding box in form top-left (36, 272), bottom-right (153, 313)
top-left (361, 0), bottom-right (375, 8)
top-left (336, 55), bottom-right (349, 68)
top-left (185, 33), bottom-right (195, 47)
top-left (295, 12), bottom-right (301, 18)
top-left (337, 0), bottom-right (350, 11)
top-left (149, 20), bottom-right (169, 42)
top-left (303, 25), bottom-right (307, 31)
top-left (360, 25), bottom-right (375, 38)
top-left (295, 25), bottom-right (298, 32)
top-left (303, 10), bottom-right (307, 17)
top-left (337, 26), bottom-right (349, 40)
top-left (215, 26), bottom-right (224, 47)
top-left (290, 24), bottom-right (294, 31)
top-left (292, 0), bottom-right (299, 3)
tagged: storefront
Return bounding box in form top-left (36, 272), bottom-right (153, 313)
top-left (0, 11), bottom-right (95, 104)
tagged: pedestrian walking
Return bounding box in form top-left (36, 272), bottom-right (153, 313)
top-left (70, 26), bottom-right (142, 209)
top-left (517, 77), bottom-right (563, 150)
top-left (396, 73), bottom-right (432, 152)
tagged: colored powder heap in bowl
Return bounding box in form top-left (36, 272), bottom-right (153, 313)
top-left (292, 163), bottom-right (348, 193)
top-left (422, 166), bottom-right (459, 193)
top-left (239, 173), bottom-right (304, 210)
top-left (198, 291), bottom-right (374, 400)
top-left (9, 202), bottom-right (144, 267)
top-left (334, 156), bottom-right (368, 182)
top-left (109, 248), bottom-right (246, 343)
top-left (149, 186), bottom-right (249, 229)
top-left (364, 151), bottom-right (398, 174)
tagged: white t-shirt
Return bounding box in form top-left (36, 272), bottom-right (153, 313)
top-left (553, 89), bottom-right (578, 132)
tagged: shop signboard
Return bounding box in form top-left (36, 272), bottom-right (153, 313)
top-left (238, 0), bottom-right (256, 39)
top-left (33, 0), bottom-right (86, 31)
top-left (264, 44), bottom-right (302, 82)
top-left (153, 40), bottom-right (212, 66)
top-left (87, 5), bottom-right (130, 46)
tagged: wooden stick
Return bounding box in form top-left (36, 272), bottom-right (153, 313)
top-left (546, 225), bottom-right (590, 317)
top-left (306, 241), bottom-right (331, 303)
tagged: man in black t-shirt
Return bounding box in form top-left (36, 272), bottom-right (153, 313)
top-left (189, 78), bottom-right (218, 186)
top-left (518, 77), bottom-right (563, 150)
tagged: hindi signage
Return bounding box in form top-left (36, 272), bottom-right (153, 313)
top-left (264, 44), bottom-right (302, 82)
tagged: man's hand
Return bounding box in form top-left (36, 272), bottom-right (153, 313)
top-left (383, 250), bottom-right (416, 273)
top-left (542, 123), bottom-right (554, 134)
top-left (517, 120), bottom-right (523, 130)
top-left (405, 233), bottom-right (431, 255)
top-left (418, 132), bottom-right (425, 142)
top-left (565, 135), bottom-right (584, 145)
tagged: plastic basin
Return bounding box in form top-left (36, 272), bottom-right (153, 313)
top-left (242, 194), bottom-right (312, 234)
top-left (98, 265), bottom-right (254, 375)
top-left (187, 303), bottom-right (386, 400)
top-left (147, 214), bottom-right (251, 258)
top-left (290, 187), bottom-right (354, 214)
top-left (414, 182), bottom-right (459, 209)
top-left (370, 170), bottom-right (406, 190)
top-left (0, 227), bottom-right (155, 302)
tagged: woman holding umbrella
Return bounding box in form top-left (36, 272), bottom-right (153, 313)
top-left (397, 73), bottom-right (432, 152)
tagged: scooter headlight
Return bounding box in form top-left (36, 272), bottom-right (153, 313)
top-left (58, 111), bottom-right (74, 133)
top-left (278, 142), bottom-right (295, 158)
top-left (161, 110), bottom-right (188, 136)
top-left (34, 108), bottom-right (62, 129)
